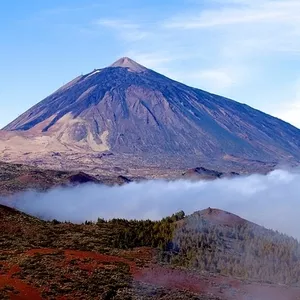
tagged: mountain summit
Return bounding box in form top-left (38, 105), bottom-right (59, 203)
top-left (110, 57), bottom-right (147, 72)
top-left (1, 57), bottom-right (300, 172)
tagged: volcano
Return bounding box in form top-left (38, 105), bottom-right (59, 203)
top-left (1, 57), bottom-right (300, 174)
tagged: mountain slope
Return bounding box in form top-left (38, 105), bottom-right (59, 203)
top-left (2, 57), bottom-right (300, 172)
top-left (1, 204), bottom-right (300, 299)
top-left (172, 208), bottom-right (300, 286)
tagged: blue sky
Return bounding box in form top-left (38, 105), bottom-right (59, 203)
top-left (1, 0), bottom-right (300, 128)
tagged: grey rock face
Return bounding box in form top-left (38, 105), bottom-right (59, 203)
top-left (3, 57), bottom-right (300, 164)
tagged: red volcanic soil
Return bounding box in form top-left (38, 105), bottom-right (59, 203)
top-left (196, 208), bottom-right (248, 227)
top-left (0, 248), bottom-right (141, 299)
top-left (0, 262), bottom-right (42, 300)
top-left (0, 248), bottom-right (136, 299)
top-left (1, 248), bottom-right (300, 299)
top-left (16, 174), bottom-right (40, 184)
top-left (25, 248), bottom-right (139, 274)
top-left (137, 265), bottom-right (300, 300)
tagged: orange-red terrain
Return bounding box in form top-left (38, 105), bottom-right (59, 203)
top-left (0, 248), bottom-right (139, 300)
top-left (1, 247), bottom-right (300, 300)
top-left (1, 203), bottom-right (300, 299)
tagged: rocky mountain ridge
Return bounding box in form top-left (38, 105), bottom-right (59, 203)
top-left (1, 57), bottom-right (300, 175)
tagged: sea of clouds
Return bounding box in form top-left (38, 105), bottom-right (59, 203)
top-left (1, 169), bottom-right (299, 239)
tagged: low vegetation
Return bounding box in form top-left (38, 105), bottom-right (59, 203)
top-left (1, 204), bottom-right (300, 298)
top-left (170, 210), bottom-right (300, 285)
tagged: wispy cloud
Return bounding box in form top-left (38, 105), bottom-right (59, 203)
top-left (121, 51), bottom-right (187, 77)
top-left (276, 101), bottom-right (300, 128)
top-left (95, 19), bottom-right (149, 41)
top-left (187, 69), bottom-right (236, 91)
top-left (25, 0), bottom-right (300, 127)
top-left (272, 79), bottom-right (300, 128)
top-left (163, 0), bottom-right (300, 54)
top-left (165, 10), bottom-right (283, 29)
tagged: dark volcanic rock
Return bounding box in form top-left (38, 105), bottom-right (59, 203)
top-left (3, 57), bottom-right (300, 168)
top-left (183, 167), bottom-right (223, 179)
top-left (116, 175), bottom-right (132, 184)
top-left (66, 172), bottom-right (99, 184)
top-left (182, 167), bottom-right (240, 180)
top-left (0, 161), bottom-right (130, 195)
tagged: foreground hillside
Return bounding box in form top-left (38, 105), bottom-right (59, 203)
top-left (1, 204), bottom-right (300, 299)
top-left (1, 58), bottom-right (299, 175)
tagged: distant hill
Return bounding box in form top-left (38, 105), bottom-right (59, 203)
top-left (0, 161), bottom-right (131, 195)
top-left (1, 57), bottom-right (300, 175)
top-left (171, 208), bottom-right (300, 286)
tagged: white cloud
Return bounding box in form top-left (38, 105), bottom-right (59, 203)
top-left (272, 79), bottom-right (300, 128)
top-left (165, 0), bottom-right (300, 29)
top-left (275, 101), bottom-right (300, 128)
top-left (160, 0), bottom-right (300, 123)
top-left (122, 51), bottom-right (176, 70)
top-left (96, 19), bottom-right (149, 41)
top-left (89, 1), bottom-right (300, 125)
top-left (165, 10), bottom-right (283, 29)
top-left (3, 169), bottom-right (300, 240)
top-left (164, 0), bottom-right (300, 53)
top-left (189, 69), bottom-right (235, 91)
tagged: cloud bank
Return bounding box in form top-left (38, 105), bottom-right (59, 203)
top-left (1, 169), bottom-right (300, 239)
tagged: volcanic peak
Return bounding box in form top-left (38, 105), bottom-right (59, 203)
top-left (110, 57), bottom-right (147, 72)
